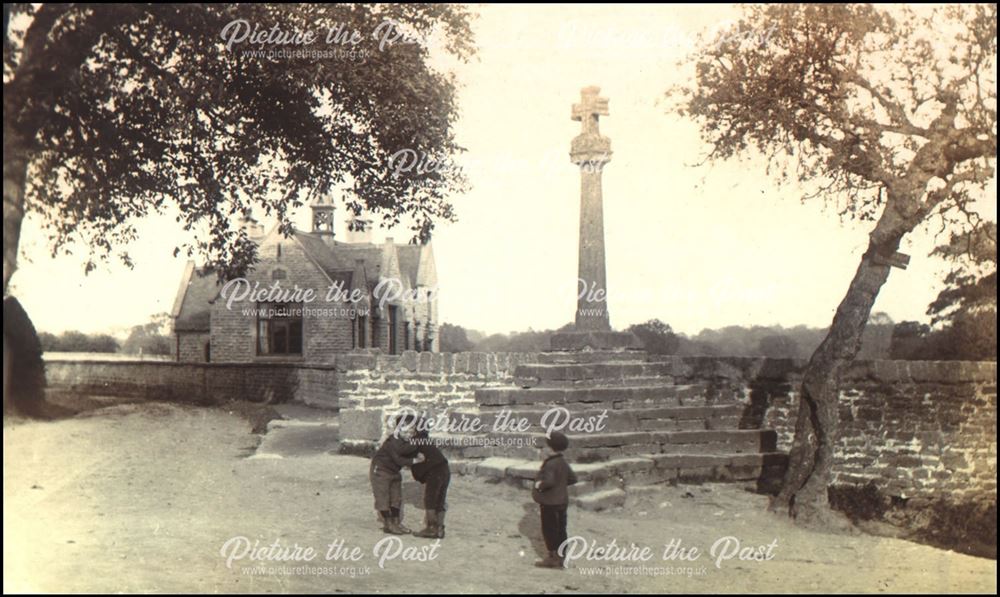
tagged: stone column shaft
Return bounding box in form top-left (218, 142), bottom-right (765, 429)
top-left (576, 167), bottom-right (610, 331)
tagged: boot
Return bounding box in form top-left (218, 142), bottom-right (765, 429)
top-left (435, 510), bottom-right (446, 539)
top-left (382, 515), bottom-right (407, 535)
top-left (533, 550), bottom-right (564, 569)
top-left (553, 549), bottom-right (565, 569)
top-left (413, 510), bottom-right (438, 538)
top-left (392, 514), bottom-right (412, 535)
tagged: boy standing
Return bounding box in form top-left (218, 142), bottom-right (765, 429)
top-left (370, 415), bottom-right (422, 535)
top-left (532, 431), bottom-right (578, 569)
top-left (410, 422), bottom-right (451, 539)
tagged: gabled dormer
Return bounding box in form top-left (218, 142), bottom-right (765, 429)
top-left (373, 237), bottom-right (404, 314)
top-left (416, 242), bottom-right (438, 289)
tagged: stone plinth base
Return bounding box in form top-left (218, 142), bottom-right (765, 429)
top-left (549, 330), bottom-right (643, 352)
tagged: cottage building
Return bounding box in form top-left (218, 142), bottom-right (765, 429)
top-left (170, 197), bottom-right (438, 363)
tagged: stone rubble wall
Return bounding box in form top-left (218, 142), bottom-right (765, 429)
top-left (44, 353), bottom-right (996, 502)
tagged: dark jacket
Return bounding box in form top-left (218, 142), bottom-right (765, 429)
top-left (371, 436), bottom-right (419, 475)
top-left (411, 441), bottom-right (449, 483)
top-left (532, 453), bottom-right (578, 506)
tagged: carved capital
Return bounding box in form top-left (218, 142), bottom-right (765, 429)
top-left (570, 134), bottom-right (612, 166)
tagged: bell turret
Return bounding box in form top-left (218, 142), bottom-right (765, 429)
top-left (311, 194), bottom-right (335, 235)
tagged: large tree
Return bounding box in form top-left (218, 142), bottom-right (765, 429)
top-left (3, 3), bottom-right (474, 291)
top-left (675, 4), bottom-right (996, 526)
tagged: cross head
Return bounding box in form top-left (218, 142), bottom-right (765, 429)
top-left (571, 86), bottom-right (609, 136)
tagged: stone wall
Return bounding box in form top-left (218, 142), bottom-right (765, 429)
top-left (44, 352), bottom-right (996, 502)
top-left (336, 351), bottom-right (542, 441)
top-left (335, 353), bottom-right (996, 503)
top-left (44, 358), bottom-right (340, 410)
top-left (647, 356), bottom-right (997, 502)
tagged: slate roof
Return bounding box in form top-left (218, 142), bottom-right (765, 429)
top-left (396, 244), bottom-right (422, 288)
top-left (292, 232), bottom-right (424, 289)
top-left (172, 229), bottom-right (427, 334)
top-left (291, 232), bottom-right (361, 288)
top-left (173, 267), bottom-right (222, 332)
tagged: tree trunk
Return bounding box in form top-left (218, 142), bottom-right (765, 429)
top-left (771, 231), bottom-right (905, 527)
top-left (2, 127), bottom-right (44, 416)
top-left (3, 127), bottom-right (30, 296)
top-left (772, 392), bottom-right (817, 509)
top-left (5, 5), bottom-right (67, 415)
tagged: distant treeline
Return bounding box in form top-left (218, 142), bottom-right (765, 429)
top-left (39, 330), bottom-right (122, 353)
top-left (438, 311), bottom-right (996, 362)
top-left (39, 311), bottom-right (995, 362)
top-left (39, 313), bottom-right (174, 356)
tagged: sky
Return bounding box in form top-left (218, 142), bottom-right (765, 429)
top-left (10, 4), bottom-right (997, 338)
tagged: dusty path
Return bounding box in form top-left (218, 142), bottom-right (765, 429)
top-left (3, 402), bottom-right (996, 593)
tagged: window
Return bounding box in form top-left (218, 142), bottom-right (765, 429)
top-left (257, 302), bottom-right (303, 356)
top-left (388, 306), bottom-right (398, 355)
top-left (358, 315), bottom-right (367, 349)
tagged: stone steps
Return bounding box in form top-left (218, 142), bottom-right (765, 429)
top-left (534, 351), bottom-right (649, 364)
top-left (448, 404), bottom-right (746, 434)
top-left (514, 377), bottom-right (688, 389)
top-left (253, 403), bottom-right (341, 458)
top-left (327, 346), bottom-right (789, 509)
top-left (459, 347), bottom-right (788, 508)
top-left (450, 452), bottom-right (788, 508)
top-left (513, 361), bottom-right (679, 387)
top-left (475, 384), bottom-right (708, 408)
top-left (431, 428), bottom-right (777, 461)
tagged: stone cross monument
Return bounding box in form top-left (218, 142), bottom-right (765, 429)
top-left (551, 86), bottom-right (641, 352)
top-left (570, 86), bottom-right (613, 331)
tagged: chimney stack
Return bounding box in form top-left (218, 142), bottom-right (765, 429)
top-left (239, 215), bottom-right (265, 241)
top-left (345, 217), bottom-right (374, 243)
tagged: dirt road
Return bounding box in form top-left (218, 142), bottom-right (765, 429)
top-left (3, 402), bottom-right (996, 593)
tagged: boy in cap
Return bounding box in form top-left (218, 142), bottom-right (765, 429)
top-left (531, 430), bottom-right (578, 569)
top-left (370, 414), bottom-right (423, 534)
